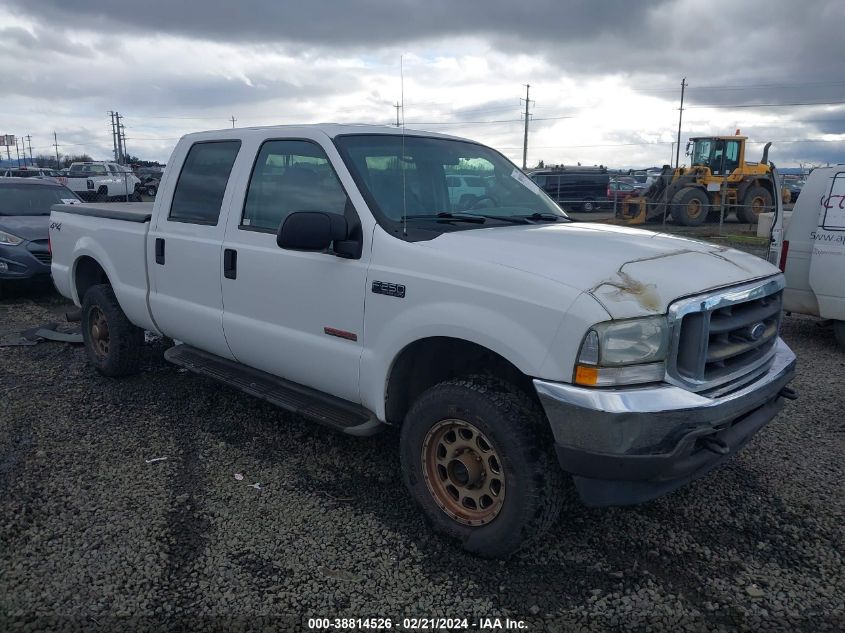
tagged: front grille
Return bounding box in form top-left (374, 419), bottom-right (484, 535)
top-left (667, 277), bottom-right (784, 393)
top-left (31, 252), bottom-right (51, 265)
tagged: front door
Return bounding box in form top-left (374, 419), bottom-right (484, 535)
top-left (148, 139), bottom-right (242, 359)
top-left (220, 138), bottom-right (369, 403)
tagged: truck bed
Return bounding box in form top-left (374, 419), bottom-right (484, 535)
top-left (51, 202), bottom-right (153, 223)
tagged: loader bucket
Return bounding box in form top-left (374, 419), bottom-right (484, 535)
top-left (605, 197), bottom-right (648, 225)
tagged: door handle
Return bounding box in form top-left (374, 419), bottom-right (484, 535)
top-left (223, 248), bottom-right (237, 279)
top-left (155, 238), bottom-right (165, 265)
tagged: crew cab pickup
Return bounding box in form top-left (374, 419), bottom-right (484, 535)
top-left (50, 125), bottom-right (797, 556)
top-left (65, 161), bottom-right (141, 202)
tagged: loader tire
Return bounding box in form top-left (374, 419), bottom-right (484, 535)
top-left (739, 186), bottom-right (773, 224)
top-left (670, 187), bottom-right (709, 226)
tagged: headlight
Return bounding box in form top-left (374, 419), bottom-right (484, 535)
top-left (0, 230), bottom-right (24, 246)
top-left (574, 316), bottom-right (669, 387)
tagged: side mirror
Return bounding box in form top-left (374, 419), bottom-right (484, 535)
top-left (277, 211), bottom-right (361, 258)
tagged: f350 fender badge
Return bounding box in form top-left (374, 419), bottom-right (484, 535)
top-left (371, 281), bottom-right (405, 298)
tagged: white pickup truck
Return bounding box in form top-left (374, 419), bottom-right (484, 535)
top-left (65, 161), bottom-right (141, 202)
top-left (50, 125), bottom-right (797, 557)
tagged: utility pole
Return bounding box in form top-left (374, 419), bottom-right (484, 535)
top-left (520, 84), bottom-right (533, 170)
top-left (14, 137), bottom-right (20, 166)
top-left (109, 111), bottom-right (119, 162)
top-left (675, 77), bottom-right (687, 169)
top-left (394, 102), bottom-right (401, 127)
top-left (120, 118), bottom-right (128, 164)
top-left (116, 112), bottom-right (124, 164)
top-left (25, 135), bottom-right (33, 164)
top-left (230, 115), bottom-right (237, 129)
top-left (53, 132), bottom-right (60, 169)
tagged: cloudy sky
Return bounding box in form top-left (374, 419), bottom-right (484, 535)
top-left (1, 0), bottom-right (844, 169)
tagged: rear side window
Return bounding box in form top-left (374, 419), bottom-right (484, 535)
top-left (169, 140), bottom-right (241, 225)
top-left (241, 140), bottom-right (349, 232)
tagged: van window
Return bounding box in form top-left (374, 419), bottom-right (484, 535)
top-left (241, 140), bottom-right (349, 232)
top-left (169, 141), bottom-right (241, 225)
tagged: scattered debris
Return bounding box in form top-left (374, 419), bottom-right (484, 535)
top-left (0, 322), bottom-right (82, 347)
top-left (234, 473), bottom-right (244, 481)
top-left (144, 457), bottom-right (168, 464)
top-left (746, 584), bottom-right (765, 599)
top-left (248, 482), bottom-right (262, 490)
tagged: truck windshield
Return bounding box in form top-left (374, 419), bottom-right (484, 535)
top-left (334, 134), bottom-right (567, 231)
top-left (0, 184), bottom-right (79, 215)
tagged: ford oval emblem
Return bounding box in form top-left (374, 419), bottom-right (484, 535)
top-left (749, 322), bottom-right (766, 340)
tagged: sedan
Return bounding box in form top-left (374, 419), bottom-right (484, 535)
top-left (0, 178), bottom-right (81, 296)
top-left (607, 180), bottom-right (642, 203)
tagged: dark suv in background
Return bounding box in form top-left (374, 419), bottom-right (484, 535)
top-left (528, 166), bottom-right (610, 212)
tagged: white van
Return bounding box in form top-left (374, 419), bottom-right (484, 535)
top-left (770, 166), bottom-right (845, 347)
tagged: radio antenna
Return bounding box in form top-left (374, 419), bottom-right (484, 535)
top-left (400, 55), bottom-right (407, 236)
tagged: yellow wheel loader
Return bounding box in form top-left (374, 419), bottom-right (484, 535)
top-left (611, 136), bottom-right (784, 226)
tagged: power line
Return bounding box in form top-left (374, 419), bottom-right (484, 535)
top-left (688, 100), bottom-right (845, 109)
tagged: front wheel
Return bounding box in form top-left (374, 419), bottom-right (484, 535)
top-left (739, 185), bottom-right (773, 224)
top-left (582, 199), bottom-right (596, 212)
top-left (400, 376), bottom-right (564, 558)
top-left (670, 187), bottom-right (709, 226)
top-left (82, 284), bottom-right (144, 377)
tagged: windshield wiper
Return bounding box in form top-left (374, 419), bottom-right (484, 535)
top-left (405, 212), bottom-right (486, 224)
top-left (519, 212), bottom-right (569, 222)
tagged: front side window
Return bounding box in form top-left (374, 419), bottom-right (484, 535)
top-left (334, 135), bottom-right (566, 236)
top-left (241, 140), bottom-right (350, 232)
top-left (169, 140), bottom-right (241, 225)
top-left (691, 140), bottom-right (713, 167)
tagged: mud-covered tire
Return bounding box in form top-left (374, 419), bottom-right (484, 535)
top-left (670, 187), bottom-right (709, 226)
top-left (81, 284), bottom-right (143, 377)
top-left (833, 321), bottom-right (845, 350)
top-left (739, 185), bottom-right (773, 224)
top-left (400, 375), bottom-right (564, 558)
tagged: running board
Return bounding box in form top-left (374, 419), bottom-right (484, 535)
top-left (164, 345), bottom-right (383, 436)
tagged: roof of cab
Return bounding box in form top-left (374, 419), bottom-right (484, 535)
top-left (178, 123), bottom-right (462, 143)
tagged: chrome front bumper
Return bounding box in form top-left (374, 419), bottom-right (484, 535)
top-left (534, 338), bottom-right (797, 506)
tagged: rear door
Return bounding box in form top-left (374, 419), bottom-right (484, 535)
top-left (148, 139), bottom-right (242, 359)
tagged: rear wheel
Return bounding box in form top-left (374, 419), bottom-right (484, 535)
top-left (147, 185), bottom-right (157, 197)
top-left (739, 185), bottom-right (773, 224)
top-left (400, 376), bottom-right (564, 558)
top-left (94, 187), bottom-right (108, 202)
top-left (82, 284), bottom-right (143, 377)
top-left (670, 187), bottom-right (709, 226)
top-left (582, 199), bottom-right (596, 212)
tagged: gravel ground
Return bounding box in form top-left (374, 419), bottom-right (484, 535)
top-left (1, 262), bottom-right (843, 631)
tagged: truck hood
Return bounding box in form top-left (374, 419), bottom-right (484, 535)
top-left (0, 215), bottom-right (49, 242)
top-left (422, 222), bottom-right (779, 319)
